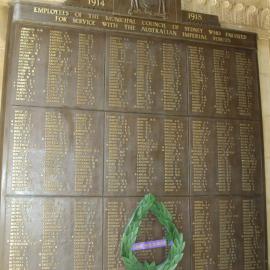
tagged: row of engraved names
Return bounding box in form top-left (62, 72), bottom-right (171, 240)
top-left (10, 26), bottom-right (260, 119)
top-left (3, 196), bottom-right (266, 270)
top-left (7, 107), bottom-right (263, 196)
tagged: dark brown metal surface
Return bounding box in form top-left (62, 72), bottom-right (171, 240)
top-left (191, 197), bottom-right (265, 270)
top-left (10, 25), bottom-right (105, 109)
top-left (104, 113), bottom-right (189, 195)
top-left (106, 34), bottom-right (188, 114)
top-left (0, 2), bottom-right (267, 270)
top-left (13, 3), bottom-right (258, 49)
top-left (3, 197), bottom-right (103, 269)
top-left (187, 44), bottom-right (260, 119)
top-left (190, 118), bottom-right (263, 195)
top-left (181, 10), bottom-right (220, 26)
top-left (7, 107), bottom-right (104, 195)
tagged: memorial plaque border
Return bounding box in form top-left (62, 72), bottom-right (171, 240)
top-left (0, 2), bottom-right (267, 270)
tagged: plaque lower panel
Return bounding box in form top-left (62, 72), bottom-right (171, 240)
top-left (191, 197), bottom-right (266, 270)
top-left (4, 197), bottom-right (103, 270)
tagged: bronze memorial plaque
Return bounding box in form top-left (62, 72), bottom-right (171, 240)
top-left (0, 1), bottom-right (267, 270)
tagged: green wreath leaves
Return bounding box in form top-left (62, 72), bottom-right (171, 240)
top-left (120, 194), bottom-right (185, 270)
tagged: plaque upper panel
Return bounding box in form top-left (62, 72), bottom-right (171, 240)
top-left (187, 44), bottom-right (260, 119)
top-left (9, 26), bottom-right (261, 120)
top-left (106, 34), bottom-right (188, 114)
top-left (9, 25), bottom-right (105, 109)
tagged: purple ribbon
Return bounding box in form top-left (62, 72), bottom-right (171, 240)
top-left (131, 239), bottom-right (173, 251)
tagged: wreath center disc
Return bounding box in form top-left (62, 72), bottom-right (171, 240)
top-left (120, 194), bottom-right (185, 270)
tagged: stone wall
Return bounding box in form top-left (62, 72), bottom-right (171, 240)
top-left (0, 6), bottom-right (8, 108)
top-left (258, 36), bottom-right (270, 270)
top-left (0, 0), bottom-right (269, 268)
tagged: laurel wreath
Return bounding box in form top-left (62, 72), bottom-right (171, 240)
top-left (120, 194), bottom-right (185, 270)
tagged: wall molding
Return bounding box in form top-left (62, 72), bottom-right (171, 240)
top-left (182, 0), bottom-right (270, 31)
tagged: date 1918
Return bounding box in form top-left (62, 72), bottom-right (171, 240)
top-left (188, 12), bottom-right (203, 22)
top-left (88, 0), bottom-right (105, 7)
